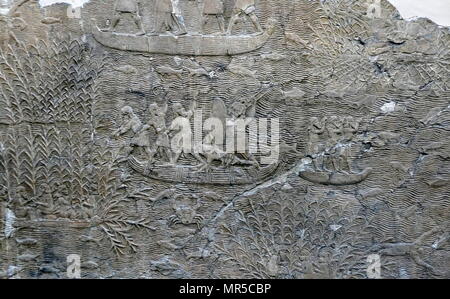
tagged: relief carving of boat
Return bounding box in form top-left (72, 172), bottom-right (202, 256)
top-left (298, 168), bottom-right (372, 186)
top-left (92, 19), bottom-right (276, 56)
top-left (128, 156), bottom-right (279, 185)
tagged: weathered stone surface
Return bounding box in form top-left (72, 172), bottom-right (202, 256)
top-left (0, 0), bottom-right (449, 279)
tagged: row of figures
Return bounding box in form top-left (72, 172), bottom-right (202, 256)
top-left (307, 116), bottom-right (361, 173)
top-left (114, 99), bottom-right (260, 171)
top-left (107, 0), bottom-right (262, 35)
top-left (1, 184), bottom-right (93, 221)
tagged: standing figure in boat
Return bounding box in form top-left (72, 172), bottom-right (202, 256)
top-left (325, 116), bottom-right (344, 172)
top-left (156, 0), bottom-right (188, 35)
top-left (198, 0), bottom-right (226, 34)
top-left (307, 117), bottom-right (327, 171)
top-left (227, 101), bottom-right (259, 167)
top-left (227, 0), bottom-right (263, 35)
top-left (342, 116), bottom-right (360, 172)
top-left (169, 102), bottom-right (206, 166)
top-left (147, 103), bottom-right (172, 163)
top-left (108, 0), bottom-right (145, 35)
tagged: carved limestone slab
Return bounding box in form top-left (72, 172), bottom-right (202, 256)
top-left (0, 0), bottom-right (449, 279)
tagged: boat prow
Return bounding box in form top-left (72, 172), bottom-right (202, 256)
top-left (298, 168), bottom-right (372, 186)
top-left (92, 19), bottom-right (276, 56)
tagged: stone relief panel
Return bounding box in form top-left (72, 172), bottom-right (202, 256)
top-left (0, 0), bottom-right (448, 279)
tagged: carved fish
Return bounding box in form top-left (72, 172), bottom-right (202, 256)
top-left (227, 64), bottom-right (257, 78)
top-left (150, 257), bottom-right (182, 273)
top-left (422, 141), bottom-right (445, 152)
top-left (81, 261), bottom-right (99, 269)
top-left (157, 240), bottom-right (180, 250)
top-left (358, 188), bottom-right (384, 199)
top-left (285, 32), bottom-right (309, 46)
top-left (390, 161), bottom-right (410, 173)
top-left (356, 95), bottom-right (377, 109)
top-left (80, 235), bottom-right (102, 246)
top-left (113, 65), bottom-right (137, 74)
top-left (155, 66), bottom-right (183, 78)
top-left (281, 87), bottom-right (306, 100)
top-left (41, 17), bottom-right (61, 25)
top-left (426, 177), bottom-right (449, 188)
top-left (16, 238), bottom-right (38, 246)
top-left (17, 254), bottom-right (39, 262)
top-left (261, 52), bottom-right (286, 61)
top-left (186, 67), bottom-right (211, 78)
top-left (420, 107), bottom-right (444, 125)
top-left (377, 131), bottom-right (401, 144)
top-left (39, 266), bottom-right (60, 274)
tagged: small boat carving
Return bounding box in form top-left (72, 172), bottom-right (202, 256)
top-left (298, 168), bottom-right (372, 186)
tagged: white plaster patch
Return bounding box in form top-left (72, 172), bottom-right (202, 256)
top-left (5, 208), bottom-right (16, 238)
top-left (39, 0), bottom-right (89, 9)
top-left (388, 0), bottom-right (450, 27)
top-left (0, 0), bottom-right (11, 15)
top-left (330, 224), bottom-right (342, 231)
top-left (381, 101), bottom-right (397, 113)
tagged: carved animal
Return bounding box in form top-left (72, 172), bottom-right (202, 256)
top-left (41, 17), bottom-right (61, 25)
top-left (420, 107), bottom-right (445, 125)
top-left (17, 253), bottom-right (39, 262)
top-left (281, 87), bottom-right (306, 100)
top-left (426, 177), bottom-right (450, 188)
top-left (389, 161), bottom-right (409, 172)
top-left (81, 261), bottom-right (99, 269)
top-left (261, 52), bottom-right (286, 61)
top-left (285, 32), bottom-right (309, 46)
top-left (227, 63), bottom-right (257, 78)
top-left (355, 95), bottom-right (377, 109)
top-left (16, 238), bottom-right (38, 246)
top-left (113, 65), bottom-right (137, 74)
top-left (168, 195), bottom-right (204, 228)
top-left (186, 67), bottom-right (212, 78)
top-left (357, 188), bottom-right (384, 199)
top-left (155, 66), bottom-right (184, 78)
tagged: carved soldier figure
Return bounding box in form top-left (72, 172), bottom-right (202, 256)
top-left (54, 184), bottom-right (71, 219)
top-left (0, 4), bottom-right (27, 49)
top-left (226, 101), bottom-right (259, 167)
top-left (169, 102), bottom-right (206, 165)
top-left (156, 0), bottom-right (188, 35)
top-left (198, 0), bottom-right (225, 34)
top-left (114, 106), bottom-right (143, 137)
top-left (108, 0), bottom-right (145, 35)
top-left (227, 0), bottom-right (263, 35)
top-left (0, 185), bottom-right (6, 202)
top-left (342, 116), bottom-right (360, 172)
top-left (114, 106), bottom-right (153, 158)
top-left (307, 117), bottom-right (327, 171)
top-left (36, 183), bottom-right (55, 218)
top-left (147, 103), bottom-right (171, 163)
top-left (326, 116), bottom-right (344, 172)
top-left (8, 186), bottom-right (33, 219)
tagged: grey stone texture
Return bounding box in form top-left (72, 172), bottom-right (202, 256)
top-left (0, 0), bottom-right (449, 279)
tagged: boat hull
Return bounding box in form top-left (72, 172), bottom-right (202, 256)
top-left (128, 156), bottom-right (279, 185)
top-left (298, 168), bottom-right (372, 186)
top-left (92, 22), bottom-right (275, 56)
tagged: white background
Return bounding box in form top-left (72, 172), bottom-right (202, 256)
top-left (388, 0), bottom-right (450, 26)
top-left (15, 0), bottom-right (450, 27)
